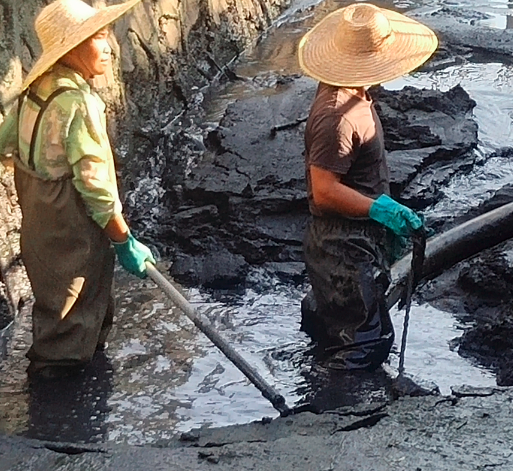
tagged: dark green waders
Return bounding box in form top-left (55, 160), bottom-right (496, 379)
top-left (301, 216), bottom-right (395, 371)
top-left (13, 88), bottom-right (115, 373)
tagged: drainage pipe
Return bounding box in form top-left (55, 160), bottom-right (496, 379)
top-left (386, 201), bottom-right (513, 309)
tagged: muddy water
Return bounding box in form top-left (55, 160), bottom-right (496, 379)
top-left (190, 0), bottom-right (513, 430)
top-left (387, 64), bottom-right (513, 217)
top-left (2, 0), bottom-right (513, 446)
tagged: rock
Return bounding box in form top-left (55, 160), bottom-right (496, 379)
top-left (371, 84), bottom-right (478, 208)
top-left (261, 262), bottom-right (306, 283)
top-left (451, 385), bottom-right (497, 397)
top-left (170, 247), bottom-right (249, 288)
top-left (391, 374), bottom-right (441, 400)
top-left (180, 430), bottom-right (200, 442)
top-left (458, 250), bottom-right (513, 303)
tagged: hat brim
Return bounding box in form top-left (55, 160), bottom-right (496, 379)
top-left (298, 7), bottom-right (438, 87)
top-left (22, 0), bottom-right (141, 90)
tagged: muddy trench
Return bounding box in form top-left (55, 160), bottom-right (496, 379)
top-left (1, 0), bottom-right (513, 450)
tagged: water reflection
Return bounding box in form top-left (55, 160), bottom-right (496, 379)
top-left (388, 303), bottom-right (495, 395)
top-left (170, 279), bottom-right (312, 434)
top-left (0, 275), bottom-right (497, 445)
top-left (103, 272), bottom-right (200, 444)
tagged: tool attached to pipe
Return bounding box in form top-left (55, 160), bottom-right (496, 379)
top-left (145, 262), bottom-right (292, 417)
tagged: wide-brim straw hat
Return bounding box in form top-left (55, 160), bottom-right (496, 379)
top-left (22, 0), bottom-right (141, 90)
top-left (298, 3), bottom-right (438, 88)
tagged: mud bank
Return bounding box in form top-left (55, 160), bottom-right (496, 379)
top-left (164, 79), bottom-right (479, 287)
top-left (2, 386), bottom-right (513, 470)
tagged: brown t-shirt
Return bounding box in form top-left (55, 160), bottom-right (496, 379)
top-left (305, 83), bottom-right (390, 217)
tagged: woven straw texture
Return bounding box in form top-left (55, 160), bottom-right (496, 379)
top-left (298, 3), bottom-right (438, 87)
top-left (23, 0), bottom-right (141, 90)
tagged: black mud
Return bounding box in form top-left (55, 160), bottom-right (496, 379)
top-left (162, 78), bottom-right (479, 287)
top-left (2, 3), bottom-right (513, 464)
top-left (2, 387), bottom-right (513, 470)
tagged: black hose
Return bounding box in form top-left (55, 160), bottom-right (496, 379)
top-left (387, 201), bottom-right (513, 310)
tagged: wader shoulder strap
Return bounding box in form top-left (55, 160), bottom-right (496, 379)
top-left (22, 87), bottom-right (77, 170)
top-left (17, 90), bottom-right (28, 163)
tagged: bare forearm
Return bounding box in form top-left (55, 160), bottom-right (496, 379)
top-left (310, 165), bottom-right (373, 217)
top-left (314, 182), bottom-right (373, 217)
top-left (104, 213), bottom-right (129, 242)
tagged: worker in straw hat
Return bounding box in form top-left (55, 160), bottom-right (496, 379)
top-left (0, 0), bottom-right (156, 380)
top-left (298, 3), bottom-right (438, 370)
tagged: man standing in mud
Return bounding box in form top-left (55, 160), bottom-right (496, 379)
top-left (0, 0), bottom-right (155, 380)
top-left (298, 3), bottom-right (438, 370)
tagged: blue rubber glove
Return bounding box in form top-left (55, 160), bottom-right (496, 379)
top-left (113, 233), bottom-right (156, 278)
top-left (369, 194), bottom-right (423, 237)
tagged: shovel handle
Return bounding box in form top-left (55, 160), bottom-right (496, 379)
top-left (145, 262), bottom-right (291, 416)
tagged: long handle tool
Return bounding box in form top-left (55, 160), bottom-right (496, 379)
top-left (397, 228), bottom-right (427, 376)
top-left (145, 262), bottom-right (291, 417)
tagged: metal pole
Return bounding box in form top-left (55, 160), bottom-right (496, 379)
top-left (397, 271), bottom-right (413, 376)
top-left (397, 228), bottom-right (426, 376)
top-left (145, 262), bottom-right (291, 417)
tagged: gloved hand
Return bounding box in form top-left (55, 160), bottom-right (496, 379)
top-left (369, 194), bottom-right (423, 237)
top-left (113, 233), bottom-right (156, 278)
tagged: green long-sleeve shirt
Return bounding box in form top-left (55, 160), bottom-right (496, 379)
top-left (0, 63), bottom-right (122, 228)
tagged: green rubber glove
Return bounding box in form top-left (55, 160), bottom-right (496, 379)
top-left (113, 233), bottom-right (156, 278)
top-left (369, 194), bottom-right (423, 237)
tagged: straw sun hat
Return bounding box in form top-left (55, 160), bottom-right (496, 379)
top-left (298, 3), bottom-right (438, 88)
top-left (22, 0), bottom-right (141, 90)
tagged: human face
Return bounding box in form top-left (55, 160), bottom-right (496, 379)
top-left (61, 28), bottom-right (112, 79)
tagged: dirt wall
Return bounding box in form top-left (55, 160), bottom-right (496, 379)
top-left (0, 0), bottom-right (291, 133)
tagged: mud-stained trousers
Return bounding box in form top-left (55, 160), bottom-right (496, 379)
top-left (14, 157), bottom-right (115, 372)
top-left (302, 216), bottom-right (394, 370)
